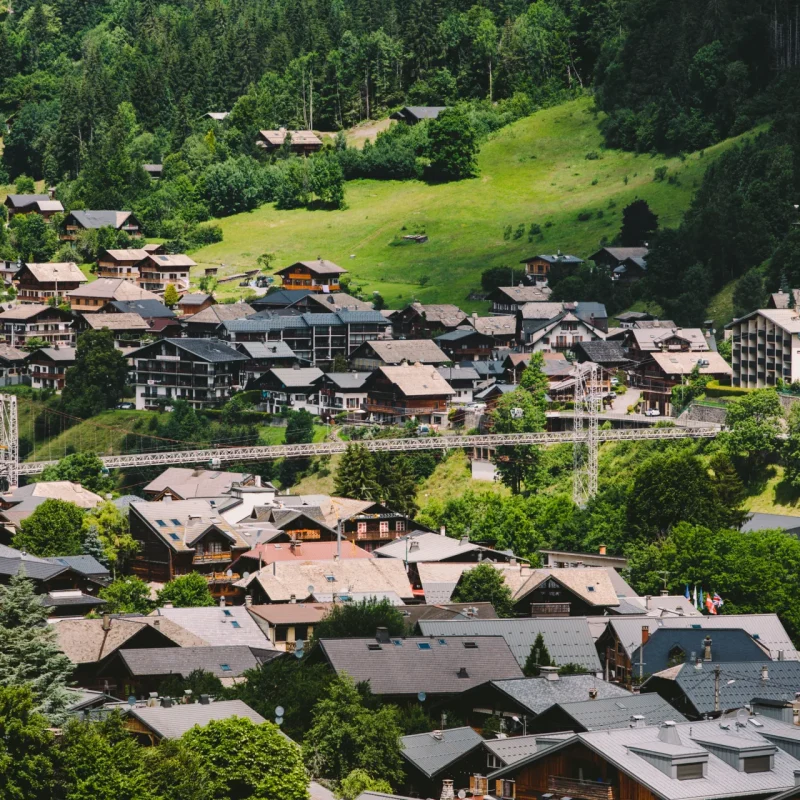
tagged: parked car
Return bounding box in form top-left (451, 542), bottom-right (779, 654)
top-left (644, 408), bottom-right (661, 417)
top-left (116, 402), bottom-right (135, 410)
top-left (610, 377), bottom-right (620, 386)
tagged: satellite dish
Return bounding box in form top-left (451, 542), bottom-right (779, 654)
top-left (275, 706), bottom-right (285, 717)
top-left (128, 695), bottom-right (136, 707)
top-left (275, 716), bottom-right (284, 726)
top-left (294, 649), bottom-right (304, 659)
top-left (417, 692), bottom-right (427, 702)
top-left (226, 569), bottom-right (233, 577)
top-left (243, 571), bottom-right (250, 579)
top-left (458, 792), bottom-right (466, 799)
top-left (307, 585), bottom-right (315, 594)
top-left (736, 708), bottom-right (749, 727)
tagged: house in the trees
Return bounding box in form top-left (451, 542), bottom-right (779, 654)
top-left (129, 338), bottom-right (249, 409)
top-left (489, 286), bottom-right (552, 315)
top-left (256, 128), bottom-right (323, 155)
top-left (223, 310), bottom-right (391, 365)
top-left (590, 246), bottom-right (649, 271)
top-left (142, 163), bottom-right (163, 179)
top-left (435, 327), bottom-right (496, 361)
top-left (313, 371), bottom-right (370, 420)
top-left (203, 111), bottom-right (229, 122)
top-left (14, 261), bottom-right (88, 304)
top-left (363, 362), bottom-right (455, 427)
top-left (768, 289), bottom-right (800, 309)
top-left (96, 248), bottom-right (150, 280)
top-left (128, 498), bottom-right (254, 599)
top-left (136, 253), bottom-right (195, 292)
top-left (177, 293), bottom-right (214, 316)
top-left (274, 259), bottom-right (347, 292)
top-left (520, 252), bottom-right (583, 284)
top-left (62, 210), bottom-right (142, 240)
top-left (183, 302), bottom-right (254, 337)
top-left (67, 278), bottom-right (162, 313)
top-left (390, 303), bottom-right (467, 338)
top-left (4, 193), bottom-right (63, 219)
top-left (349, 338), bottom-right (450, 370)
top-left (487, 717), bottom-right (800, 800)
top-left (0, 304), bottom-right (73, 347)
top-left (28, 345), bottom-right (75, 391)
top-left (390, 106), bottom-right (447, 124)
top-left (613, 254), bottom-right (648, 282)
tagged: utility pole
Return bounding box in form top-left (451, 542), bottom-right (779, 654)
top-left (714, 665), bottom-right (721, 713)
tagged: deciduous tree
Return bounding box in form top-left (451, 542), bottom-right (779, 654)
top-left (313, 598), bottom-right (405, 640)
top-left (14, 498), bottom-right (84, 557)
top-left (451, 562), bottom-right (514, 617)
top-left (41, 451), bottom-right (115, 495)
top-left (98, 576), bottom-right (154, 614)
top-left (156, 573), bottom-right (215, 608)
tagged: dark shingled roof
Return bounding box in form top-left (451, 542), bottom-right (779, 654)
top-left (118, 645), bottom-right (266, 678)
top-left (316, 635), bottom-right (523, 696)
top-left (574, 340), bottom-right (630, 365)
top-left (130, 338), bottom-right (248, 363)
top-left (106, 299), bottom-right (176, 318)
top-left (401, 727), bottom-right (485, 778)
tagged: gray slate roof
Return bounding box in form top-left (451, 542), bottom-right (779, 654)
top-left (483, 734), bottom-right (541, 766)
top-left (401, 726), bottom-right (484, 778)
top-left (541, 693), bottom-right (687, 731)
top-left (487, 675), bottom-right (631, 715)
top-left (50, 555), bottom-right (109, 578)
top-left (317, 635), bottom-right (523, 695)
top-left (136, 338), bottom-right (249, 363)
top-left (150, 606), bottom-right (273, 649)
top-left (127, 699), bottom-right (266, 739)
top-left (119, 645), bottom-right (263, 678)
top-left (418, 617), bottom-right (602, 672)
top-left (68, 210), bottom-right (133, 229)
top-left (742, 513), bottom-right (800, 535)
top-left (235, 341), bottom-right (297, 360)
top-left (373, 531), bottom-right (516, 564)
top-left (643, 661), bottom-right (800, 716)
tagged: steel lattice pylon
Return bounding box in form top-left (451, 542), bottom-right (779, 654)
top-left (573, 363), bottom-right (600, 506)
top-left (0, 394), bottom-right (19, 490)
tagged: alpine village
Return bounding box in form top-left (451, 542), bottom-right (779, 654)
top-left (9, 2), bottom-right (800, 800)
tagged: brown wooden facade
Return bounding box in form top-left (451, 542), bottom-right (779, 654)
top-left (512, 577), bottom-right (610, 617)
top-left (508, 741), bottom-right (657, 800)
top-left (363, 371), bottom-right (451, 427)
top-left (275, 263), bottom-right (343, 292)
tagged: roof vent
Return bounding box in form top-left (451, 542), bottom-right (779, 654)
top-left (762, 665), bottom-right (770, 681)
top-left (430, 730), bottom-right (444, 740)
top-left (409, 540), bottom-right (420, 551)
top-left (630, 715), bottom-right (645, 728)
top-left (160, 697), bottom-right (173, 709)
top-left (376, 627), bottom-right (390, 644)
top-left (457, 667), bottom-right (469, 679)
top-left (539, 666), bottom-right (559, 681)
top-left (658, 721), bottom-right (681, 745)
top-left (199, 694), bottom-right (211, 705)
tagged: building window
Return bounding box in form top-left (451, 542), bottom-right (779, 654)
top-left (396, 520), bottom-right (405, 532)
top-left (676, 763), bottom-right (704, 780)
top-left (743, 756), bottom-right (771, 774)
top-left (379, 521), bottom-right (389, 537)
top-left (357, 522), bottom-right (367, 534)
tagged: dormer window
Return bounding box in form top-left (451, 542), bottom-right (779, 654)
top-left (676, 763), bottom-right (704, 780)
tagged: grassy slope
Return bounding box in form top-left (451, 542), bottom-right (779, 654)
top-left (706, 279), bottom-right (737, 333)
top-left (192, 97), bottom-right (748, 311)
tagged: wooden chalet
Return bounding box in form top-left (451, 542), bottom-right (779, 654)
top-left (96, 248), bottom-right (150, 280)
top-left (28, 345), bottom-right (76, 391)
top-left (363, 362), bottom-right (455, 427)
top-left (177, 293), bottom-right (214, 316)
top-left (390, 302), bottom-right (467, 338)
top-left (256, 128), bottom-right (323, 155)
top-left (520, 252), bottom-right (583, 284)
top-left (67, 279), bottom-right (162, 313)
top-left (136, 253), bottom-right (195, 292)
top-left (390, 106), bottom-right (447, 124)
top-left (0, 304), bottom-right (73, 347)
top-left (4, 193), bottom-right (63, 219)
top-left (62, 210), bottom-right (142, 240)
top-left (274, 259), bottom-right (347, 292)
top-left (14, 261), bottom-right (87, 304)
top-left (435, 326), bottom-right (496, 361)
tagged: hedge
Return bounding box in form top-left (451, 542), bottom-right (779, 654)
top-left (704, 380), bottom-right (752, 398)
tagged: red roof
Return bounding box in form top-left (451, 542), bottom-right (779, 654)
top-left (239, 540), bottom-right (373, 563)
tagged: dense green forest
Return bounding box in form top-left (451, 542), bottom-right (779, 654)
top-left (2, 0), bottom-right (800, 322)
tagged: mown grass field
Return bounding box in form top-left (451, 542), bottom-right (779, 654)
top-left (193, 97), bottom-right (751, 312)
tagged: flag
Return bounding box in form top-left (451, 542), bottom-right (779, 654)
top-left (699, 588), bottom-right (704, 610)
top-left (685, 584), bottom-right (690, 601)
top-left (706, 594), bottom-right (717, 614)
top-left (692, 585), bottom-right (698, 610)
top-left (713, 592), bottom-right (723, 609)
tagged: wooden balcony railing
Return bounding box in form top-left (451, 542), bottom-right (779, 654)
top-left (192, 552), bottom-right (232, 564)
top-left (547, 776), bottom-right (615, 800)
top-left (530, 602), bottom-right (571, 616)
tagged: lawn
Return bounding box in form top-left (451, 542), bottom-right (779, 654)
top-left (706, 279), bottom-right (737, 333)
top-left (257, 423), bottom-right (330, 444)
top-left (192, 97), bottom-right (750, 312)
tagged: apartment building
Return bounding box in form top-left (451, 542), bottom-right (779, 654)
top-left (0, 304), bottom-right (73, 346)
top-left (726, 309), bottom-right (800, 388)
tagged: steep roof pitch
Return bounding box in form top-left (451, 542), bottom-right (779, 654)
top-left (418, 617), bottom-right (603, 672)
top-left (486, 675), bottom-right (631, 715)
top-left (52, 616), bottom-right (207, 663)
top-left (127, 699), bottom-right (266, 739)
top-left (118, 645), bottom-right (264, 678)
top-left (266, 367), bottom-right (324, 388)
top-left (68, 210), bottom-right (136, 229)
top-left (401, 727), bottom-right (485, 778)
top-left (317, 635), bottom-right (523, 695)
top-left (539, 693), bottom-right (687, 731)
top-left (374, 363), bottom-right (456, 397)
top-left (513, 567), bottom-right (620, 608)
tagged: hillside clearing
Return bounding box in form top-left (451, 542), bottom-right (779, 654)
top-left (192, 97), bottom-right (749, 311)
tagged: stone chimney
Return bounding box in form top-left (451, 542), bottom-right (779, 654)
top-left (703, 635), bottom-right (713, 662)
top-left (440, 779), bottom-right (455, 800)
top-left (762, 665), bottom-right (770, 681)
top-left (599, 544), bottom-right (607, 555)
top-left (101, 613), bottom-right (111, 631)
top-left (539, 666), bottom-right (559, 681)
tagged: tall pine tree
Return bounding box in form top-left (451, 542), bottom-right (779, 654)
top-left (334, 444), bottom-right (379, 500)
top-left (0, 570), bottom-right (72, 722)
top-left (523, 632), bottom-right (553, 677)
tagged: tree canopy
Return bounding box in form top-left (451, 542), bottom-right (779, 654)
top-left (14, 498), bottom-right (85, 557)
top-left (312, 598), bottom-right (405, 640)
top-left (450, 562), bottom-right (514, 617)
top-left (156, 573), bottom-right (215, 608)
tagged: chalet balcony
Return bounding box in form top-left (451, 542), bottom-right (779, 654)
top-left (530, 602), bottom-right (571, 616)
top-left (205, 571), bottom-right (241, 584)
top-left (547, 776), bottom-right (615, 800)
top-left (192, 551), bottom-right (232, 564)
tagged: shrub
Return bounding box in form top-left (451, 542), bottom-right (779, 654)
top-left (577, 211), bottom-right (592, 222)
top-left (653, 166), bottom-right (668, 182)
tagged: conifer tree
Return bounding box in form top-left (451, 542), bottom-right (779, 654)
top-left (523, 632), bottom-right (553, 677)
top-left (334, 444), bottom-right (379, 500)
top-left (82, 523), bottom-right (108, 567)
top-left (0, 571), bottom-right (72, 722)
top-left (378, 455), bottom-right (418, 518)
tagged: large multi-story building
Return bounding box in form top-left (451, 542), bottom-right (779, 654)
top-left (221, 310), bottom-right (391, 365)
top-left (727, 309), bottom-right (800, 388)
top-left (0, 304), bottom-right (73, 346)
top-left (129, 337), bottom-right (249, 409)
